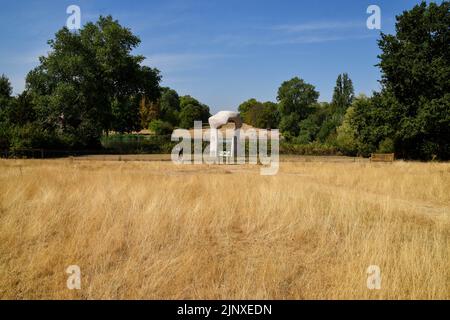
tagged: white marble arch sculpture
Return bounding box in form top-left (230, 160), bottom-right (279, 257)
top-left (208, 111), bottom-right (242, 159)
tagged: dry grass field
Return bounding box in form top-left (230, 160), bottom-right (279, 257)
top-left (0, 158), bottom-right (449, 299)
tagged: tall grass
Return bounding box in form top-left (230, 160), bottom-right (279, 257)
top-left (0, 159), bottom-right (448, 299)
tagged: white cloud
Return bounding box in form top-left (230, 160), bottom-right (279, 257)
top-left (212, 32), bottom-right (374, 47)
top-left (271, 21), bottom-right (363, 33)
top-left (212, 20), bottom-right (371, 47)
top-left (267, 34), bottom-right (375, 45)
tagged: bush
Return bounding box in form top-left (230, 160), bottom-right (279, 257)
top-left (0, 122), bottom-right (11, 149)
top-left (101, 134), bottom-right (176, 154)
top-left (280, 141), bottom-right (339, 156)
top-left (9, 123), bottom-right (61, 150)
top-left (148, 120), bottom-right (174, 136)
top-left (377, 138), bottom-right (395, 153)
top-left (336, 106), bottom-right (358, 156)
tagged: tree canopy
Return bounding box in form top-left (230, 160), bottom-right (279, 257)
top-left (332, 73), bottom-right (354, 114)
top-left (25, 15), bottom-right (161, 146)
top-left (366, 1), bottom-right (450, 159)
top-left (178, 95), bottom-right (211, 129)
top-left (238, 99), bottom-right (279, 129)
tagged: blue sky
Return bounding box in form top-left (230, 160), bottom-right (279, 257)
top-left (0, 0), bottom-right (427, 113)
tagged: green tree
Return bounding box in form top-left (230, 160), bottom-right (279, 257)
top-left (277, 77), bottom-right (319, 118)
top-left (277, 77), bottom-right (319, 137)
top-left (139, 96), bottom-right (160, 128)
top-left (279, 113), bottom-right (300, 139)
top-left (350, 93), bottom-right (397, 156)
top-left (310, 73), bottom-right (356, 144)
top-left (375, 1), bottom-right (450, 159)
top-left (178, 95), bottom-right (210, 129)
top-left (0, 74), bottom-right (12, 99)
top-left (332, 73), bottom-right (354, 114)
top-left (336, 106), bottom-right (358, 155)
top-left (238, 99), bottom-right (279, 128)
top-left (148, 119), bottom-right (174, 135)
top-left (0, 75), bottom-right (13, 122)
top-left (257, 101), bottom-right (280, 129)
top-left (378, 1), bottom-right (449, 106)
top-left (7, 92), bottom-right (36, 126)
top-left (296, 103), bottom-right (328, 143)
top-left (26, 16), bottom-right (161, 147)
top-left (238, 98), bottom-right (258, 121)
top-left (0, 75), bottom-right (13, 149)
top-left (159, 87), bottom-right (180, 126)
top-left (111, 96), bottom-right (141, 133)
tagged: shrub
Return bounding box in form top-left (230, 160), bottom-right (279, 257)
top-left (0, 122), bottom-right (11, 150)
top-left (280, 141), bottom-right (339, 156)
top-left (378, 138), bottom-right (395, 153)
top-left (148, 120), bottom-right (174, 136)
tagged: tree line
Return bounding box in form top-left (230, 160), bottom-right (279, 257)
top-left (239, 1), bottom-right (449, 160)
top-left (0, 16), bottom-right (211, 151)
top-left (0, 1), bottom-right (448, 159)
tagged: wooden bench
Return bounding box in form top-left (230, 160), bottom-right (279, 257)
top-left (370, 153), bottom-right (395, 162)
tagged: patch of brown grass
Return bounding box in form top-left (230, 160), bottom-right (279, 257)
top-left (0, 159), bottom-right (448, 299)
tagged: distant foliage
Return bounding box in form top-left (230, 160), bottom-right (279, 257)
top-left (280, 141), bottom-right (339, 156)
top-left (238, 99), bottom-right (279, 129)
top-left (336, 106), bottom-right (358, 156)
top-left (178, 95), bottom-right (211, 129)
top-left (332, 73), bottom-right (354, 114)
top-left (159, 88), bottom-right (181, 126)
top-left (148, 119), bottom-right (174, 135)
top-left (2, 16), bottom-right (161, 150)
top-left (374, 1), bottom-right (450, 159)
top-left (0, 2), bottom-right (448, 159)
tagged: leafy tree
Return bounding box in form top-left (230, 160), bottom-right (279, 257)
top-left (378, 1), bottom-right (449, 106)
top-left (7, 91), bottom-right (36, 126)
top-left (0, 74), bottom-right (12, 99)
top-left (279, 113), bottom-right (300, 139)
top-left (307, 73), bottom-right (356, 144)
top-left (256, 101), bottom-right (280, 129)
top-left (111, 96), bottom-right (141, 133)
top-left (0, 75), bottom-right (13, 123)
top-left (139, 96), bottom-right (160, 128)
top-left (297, 117), bottom-right (320, 144)
top-left (0, 75), bottom-right (13, 149)
top-left (148, 119), bottom-right (174, 135)
top-left (336, 106), bottom-right (358, 155)
top-left (238, 98), bottom-right (259, 120)
top-left (159, 88), bottom-right (180, 126)
top-left (25, 16), bottom-right (161, 147)
top-left (372, 1), bottom-right (450, 159)
top-left (238, 99), bottom-right (279, 128)
top-left (350, 93), bottom-right (397, 156)
top-left (277, 77), bottom-right (319, 119)
top-left (315, 117), bottom-right (339, 143)
top-left (277, 77), bottom-right (319, 138)
top-left (178, 95), bottom-right (210, 129)
top-left (332, 73), bottom-right (354, 114)
top-left (296, 103), bottom-right (328, 143)
top-left (378, 137), bottom-right (395, 153)
top-left (0, 122), bottom-right (10, 149)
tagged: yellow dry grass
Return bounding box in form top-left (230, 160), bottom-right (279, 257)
top-left (0, 158), bottom-right (449, 299)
